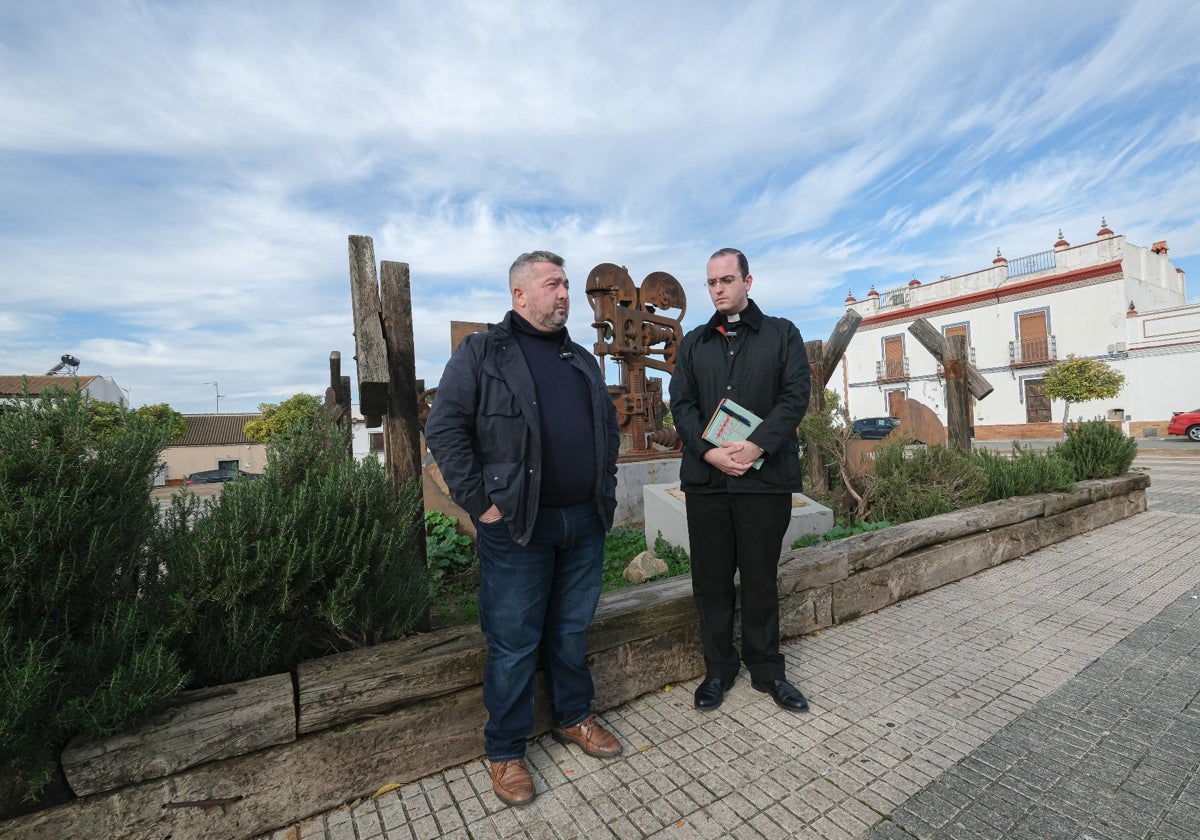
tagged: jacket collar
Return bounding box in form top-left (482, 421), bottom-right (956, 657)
top-left (493, 311), bottom-right (576, 356)
top-left (701, 298), bottom-right (764, 340)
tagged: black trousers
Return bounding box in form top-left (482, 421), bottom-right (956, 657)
top-left (684, 492), bottom-right (792, 684)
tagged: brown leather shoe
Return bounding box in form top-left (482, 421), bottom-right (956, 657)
top-left (550, 714), bottom-right (623, 758)
top-left (490, 758), bottom-right (535, 806)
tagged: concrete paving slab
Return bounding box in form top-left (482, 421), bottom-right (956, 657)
top-left (258, 457), bottom-right (1199, 839)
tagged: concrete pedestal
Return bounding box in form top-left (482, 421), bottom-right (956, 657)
top-left (613, 456), bottom-right (681, 527)
top-left (643, 482), bottom-right (833, 552)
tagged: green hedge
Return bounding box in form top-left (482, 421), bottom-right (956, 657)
top-left (1, 390), bottom-right (184, 801)
top-left (1, 392), bottom-right (430, 802)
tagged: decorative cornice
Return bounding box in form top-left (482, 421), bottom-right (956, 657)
top-left (860, 260), bottom-right (1123, 328)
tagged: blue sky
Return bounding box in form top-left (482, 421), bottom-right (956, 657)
top-left (2, 1), bottom-right (1198, 414)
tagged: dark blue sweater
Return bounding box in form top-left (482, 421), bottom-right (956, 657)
top-left (510, 312), bottom-right (597, 506)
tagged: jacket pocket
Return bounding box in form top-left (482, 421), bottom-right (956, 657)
top-left (479, 373), bottom-right (520, 417)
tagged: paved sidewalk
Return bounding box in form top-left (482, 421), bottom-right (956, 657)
top-left (265, 458), bottom-right (1199, 839)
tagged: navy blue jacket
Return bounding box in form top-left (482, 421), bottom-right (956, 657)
top-left (425, 312), bottom-right (620, 545)
top-left (669, 298), bottom-right (811, 494)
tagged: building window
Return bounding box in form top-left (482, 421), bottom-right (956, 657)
top-left (878, 335), bottom-right (908, 381)
top-left (1015, 309), bottom-right (1053, 364)
top-left (1024, 378), bottom-right (1051, 423)
top-left (369, 432), bottom-right (385, 453)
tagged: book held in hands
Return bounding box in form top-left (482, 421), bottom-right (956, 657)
top-left (702, 398), bottom-right (765, 469)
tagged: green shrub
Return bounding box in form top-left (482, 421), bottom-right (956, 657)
top-left (791, 518), bottom-right (891, 549)
top-left (865, 442), bottom-right (988, 524)
top-left (425, 510), bottom-right (475, 595)
top-left (973, 443), bottom-right (1076, 499)
top-left (164, 422), bottom-right (429, 687)
top-left (1051, 419), bottom-right (1137, 480)
top-left (0, 390), bottom-right (184, 801)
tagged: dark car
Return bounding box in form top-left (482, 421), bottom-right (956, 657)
top-left (186, 467), bottom-right (257, 484)
top-left (1166, 409), bottom-right (1200, 442)
top-left (851, 416), bottom-right (901, 440)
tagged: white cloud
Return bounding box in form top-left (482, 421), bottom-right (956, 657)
top-left (1, 0), bottom-right (1198, 411)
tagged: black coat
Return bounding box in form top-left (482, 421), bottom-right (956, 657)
top-left (425, 312), bottom-right (620, 545)
top-left (669, 299), bottom-right (811, 494)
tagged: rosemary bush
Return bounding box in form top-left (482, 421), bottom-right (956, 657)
top-left (973, 443), bottom-right (1076, 499)
top-left (0, 390), bottom-right (184, 802)
top-left (1051, 419), bottom-right (1138, 480)
top-left (164, 421), bottom-right (430, 687)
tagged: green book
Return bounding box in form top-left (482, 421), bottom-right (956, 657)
top-left (702, 398), bottom-right (765, 469)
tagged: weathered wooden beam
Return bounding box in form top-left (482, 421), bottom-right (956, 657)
top-left (945, 334), bottom-right (972, 450)
top-left (60, 674), bottom-right (294, 798)
top-left (820, 309), bottom-right (862, 381)
top-left (347, 236), bottom-right (390, 418)
top-left (804, 338), bottom-right (829, 493)
top-left (297, 575), bottom-right (699, 735)
top-left (907, 317), bottom-right (994, 400)
top-left (379, 261), bottom-right (424, 487)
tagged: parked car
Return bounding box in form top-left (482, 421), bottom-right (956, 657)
top-left (186, 468), bottom-right (258, 484)
top-left (1166, 409), bottom-right (1200, 442)
top-left (851, 416), bottom-right (901, 440)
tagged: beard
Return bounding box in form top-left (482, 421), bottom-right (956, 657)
top-left (532, 303), bottom-right (569, 330)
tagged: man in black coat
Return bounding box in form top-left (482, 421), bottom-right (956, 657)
top-left (669, 247), bottom-right (812, 713)
top-left (425, 251), bottom-right (622, 807)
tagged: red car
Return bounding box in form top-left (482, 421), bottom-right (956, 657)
top-left (1167, 409), bottom-right (1200, 442)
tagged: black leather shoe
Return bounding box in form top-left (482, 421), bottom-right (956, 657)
top-left (694, 676), bottom-right (734, 710)
top-left (752, 679), bottom-right (810, 712)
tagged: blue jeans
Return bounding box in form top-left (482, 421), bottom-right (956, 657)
top-left (475, 501), bottom-right (606, 761)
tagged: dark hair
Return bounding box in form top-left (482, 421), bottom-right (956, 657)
top-left (710, 247), bottom-right (749, 278)
top-left (509, 250), bottom-right (565, 287)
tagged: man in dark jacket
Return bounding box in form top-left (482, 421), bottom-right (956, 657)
top-left (424, 250), bottom-right (622, 807)
top-left (669, 247), bottom-right (812, 714)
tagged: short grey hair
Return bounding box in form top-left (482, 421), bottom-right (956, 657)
top-left (509, 250), bottom-right (565, 288)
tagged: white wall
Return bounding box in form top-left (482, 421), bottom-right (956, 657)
top-left (842, 236), bottom-right (1190, 427)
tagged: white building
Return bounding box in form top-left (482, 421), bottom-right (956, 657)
top-left (840, 222), bottom-right (1197, 440)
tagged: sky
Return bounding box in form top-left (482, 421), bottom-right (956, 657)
top-left (2, 1), bottom-right (1198, 414)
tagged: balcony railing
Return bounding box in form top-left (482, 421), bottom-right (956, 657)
top-left (876, 357), bottom-right (910, 381)
top-left (1008, 336), bottom-right (1057, 366)
top-left (1006, 249), bottom-right (1057, 278)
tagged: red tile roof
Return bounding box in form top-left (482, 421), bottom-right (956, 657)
top-left (0, 374), bottom-right (99, 396)
top-left (175, 414), bottom-right (262, 447)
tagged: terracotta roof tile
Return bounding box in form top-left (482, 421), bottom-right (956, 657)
top-left (0, 374), bottom-right (99, 396)
top-left (176, 414), bottom-right (261, 446)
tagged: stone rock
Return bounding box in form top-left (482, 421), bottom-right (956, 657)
top-left (623, 549), bottom-right (669, 583)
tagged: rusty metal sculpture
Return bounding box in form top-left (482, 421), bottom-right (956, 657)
top-left (585, 263), bottom-right (687, 458)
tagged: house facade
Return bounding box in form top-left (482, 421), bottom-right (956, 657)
top-left (161, 413), bottom-right (266, 484)
top-left (840, 223), bottom-right (1196, 439)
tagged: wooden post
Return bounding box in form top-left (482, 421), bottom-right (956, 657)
top-left (347, 236), bottom-right (390, 421)
top-left (800, 310), bottom-right (863, 495)
top-left (379, 259), bottom-right (430, 632)
top-left (329, 351), bottom-right (352, 457)
top-left (945, 334), bottom-right (971, 450)
top-left (804, 338), bottom-right (828, 493)
top-left (379, 261), bottom-right (424, 486)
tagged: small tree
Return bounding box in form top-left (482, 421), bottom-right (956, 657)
top-left (1042, 356), bottom-right (1125, 437)
top-left (135, 403), bottom-right (188, 440)
top-left (244, 393), bottom-right (321, 443)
